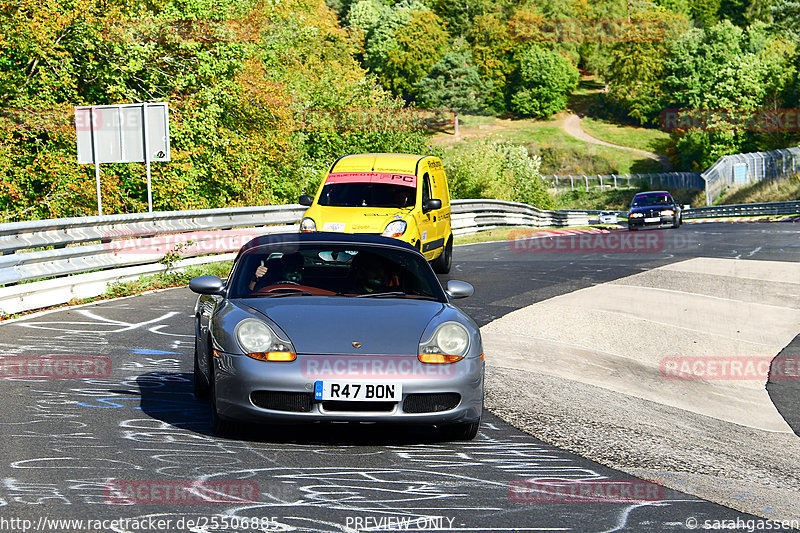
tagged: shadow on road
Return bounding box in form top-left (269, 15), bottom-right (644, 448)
top-left (135, 372), bottom-right (461, 445)
top-left (767, 334), bottom-right (800, 438)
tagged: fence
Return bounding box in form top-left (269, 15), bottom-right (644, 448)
top-left (544, 172), bottom-right (704, 192)
top-left (701, 147), bottom-right (800, 205)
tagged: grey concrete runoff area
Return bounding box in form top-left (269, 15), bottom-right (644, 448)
top-left (482, 256), bottom-right (800, 522)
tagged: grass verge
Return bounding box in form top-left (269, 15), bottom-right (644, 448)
top-left (434, 114), bottom-right (664, 176)
top-left (580, 117), bottom-right (671, 155)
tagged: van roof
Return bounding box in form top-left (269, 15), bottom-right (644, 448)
top-left (330, 154), bottom-right (428, 175)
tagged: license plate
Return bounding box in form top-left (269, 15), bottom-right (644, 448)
top-left (644, 217), bottom-right (660, 223)
top-left (322, 222), bottom-right (346, 232)
top-left (314, 380), bottom-right (402, 401)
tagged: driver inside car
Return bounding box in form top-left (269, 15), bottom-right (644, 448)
top-left (350, 254), bottom-right (401, 294)
top-left (248, 252), bottom-right (304, 292)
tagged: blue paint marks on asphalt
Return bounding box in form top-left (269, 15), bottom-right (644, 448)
top-left (132, 349), bottom-right (182, 355)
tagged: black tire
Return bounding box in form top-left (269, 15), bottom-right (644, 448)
top-left (672, 216), bottom-right (681, 229)
top-left (441, 419), bottom-right (481, 441)
top-left (193, 338), bottom-right (209, 400)
top-left (432, 236), bottom-right (453, 274)
top-left (209, 359), bottom-right (237, 437)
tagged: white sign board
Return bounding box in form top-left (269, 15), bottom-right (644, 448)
top-left (75, 103), bottom-right (170, 164)
top-left (74, 102), bottom-right (170, 214)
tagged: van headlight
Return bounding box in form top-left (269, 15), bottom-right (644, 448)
top-left (300, 218), bottom-right (316, 232)
top-left (660, 210), bottom-right (674, 216)
top-left (382, 220), bottom-right (407, 238)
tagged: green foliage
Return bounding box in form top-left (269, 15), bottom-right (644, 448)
top-left (443, 139), bottom-right (552, 208)
top-left (362, 1), bottom-right (448, 99)
top-left (414, 44), bottom-right (487, 114)
top-left (660, 20), bottom-right (799, 169)
top-left (509, 46), bottom-right (579, 118)
top-left (0, 0), bottom-right (429, 220)
top-left (606, 7), bottom-right (690, 124)
top-left (467, 13), bottom-right (514, 113)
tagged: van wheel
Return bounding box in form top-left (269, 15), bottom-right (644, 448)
top-left (432, 236), bottom-right (452, 274)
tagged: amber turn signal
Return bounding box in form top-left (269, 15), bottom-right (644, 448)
top-left (418, 353), bottom-right (464, 364)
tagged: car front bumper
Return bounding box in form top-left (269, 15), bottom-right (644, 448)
top-left (213, 352), bottom-right (484, 425)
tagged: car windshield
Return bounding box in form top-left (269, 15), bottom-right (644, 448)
top-left (318, 182), bottom-right (416, 208)
top-left (228, 244), bottom-right (442, 300)
top-left (632, 194), bottom-right (673, 207)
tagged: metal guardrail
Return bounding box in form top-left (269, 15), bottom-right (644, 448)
top-left (0, 200), bottom-right (588, 315)
top-left (682, 200), bottom-right (800, 219)
top-left (544, 172), bottom-right (704, 192)
top-left (0, 198), bottom-right (797, 316)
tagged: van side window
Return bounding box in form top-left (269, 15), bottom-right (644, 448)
top-left (422, 172), bottom-right (432, 205)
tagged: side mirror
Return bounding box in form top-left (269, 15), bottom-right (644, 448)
top-left (298, 195), bottom-right (313, 206)
top-left (189, 275), bottom-right (226, 295)
top-left (445, 280), bottom-right (474, 299)
top-left (423, 199), bottom-right (442, 213)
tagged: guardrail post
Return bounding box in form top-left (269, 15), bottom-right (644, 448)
top-left (584, 175), bottom-right (589, 192)
top-left (613, 174), bottom-right (617, 188)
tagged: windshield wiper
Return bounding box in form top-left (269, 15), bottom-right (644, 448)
top-left (355, 291), bottom-right (409, 298)
top-left (355, 291), bottom-right (438, 300)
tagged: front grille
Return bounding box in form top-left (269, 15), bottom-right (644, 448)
top-left (251, 391), bottom-right (313, 412)
top-left (403, 393), bottom-right (461, 413)
top-left (321, 401), bottom-right (395, 412)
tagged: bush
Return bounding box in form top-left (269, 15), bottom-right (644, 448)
top-left (509, 46), bottom-right (579, 118)
top-left (442, 140), bottom-right (552, 208)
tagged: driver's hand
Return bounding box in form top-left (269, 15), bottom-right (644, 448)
top-left (254, 265), bottom-right (268, 279)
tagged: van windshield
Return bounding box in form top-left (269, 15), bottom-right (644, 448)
top-left (318, 183), bottom-right (416, 208)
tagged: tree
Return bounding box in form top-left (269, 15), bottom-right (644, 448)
top-left (415, 44), bottom-right (488, 135)
top-left (508, 46), bottom-right (578, 118)
top-left (606, 7), bottom-right (690, 124)
top-left (467, 13), bottom-right (514, 113)
top-left (363, 1), bottom-right (448, 99)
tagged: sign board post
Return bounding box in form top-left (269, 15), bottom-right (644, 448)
top-left (75, 103), bottom-right (170, 215)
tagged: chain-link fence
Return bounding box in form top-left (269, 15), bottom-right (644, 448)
top-left (544, 172), bottom-right (704, 192)
top-left (701, 147), bottom-right (800, 205)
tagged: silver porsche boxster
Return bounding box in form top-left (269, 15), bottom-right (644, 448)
top-left (189, 232), bottom-right (484, 440)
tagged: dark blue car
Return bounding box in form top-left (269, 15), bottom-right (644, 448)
top-left (628, 191), bottom-right (681, 230)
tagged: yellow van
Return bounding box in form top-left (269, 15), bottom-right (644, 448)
top-left (298, 153), bottom-right (453, 273)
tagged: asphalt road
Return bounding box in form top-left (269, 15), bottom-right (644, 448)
top-left (0, 223), bottom-right (798, 532)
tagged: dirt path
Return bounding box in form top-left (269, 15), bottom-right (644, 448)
top-left (562, 114), bottom-right (672, 171)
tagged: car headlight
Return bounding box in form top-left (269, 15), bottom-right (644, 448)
top-left (382, 220), bottom-right (407, 238)
top-left (235, 318), bottom-right (296, 362)
top-left (300, 217), bottom-right (316, 232)
top-left (629, 213), bottom-right (643, 218)
top-left (660, 210), bottom-right (674, 216)
top-left (418, 322), bottom-right (470, 363)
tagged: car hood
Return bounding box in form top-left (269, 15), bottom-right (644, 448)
top-left (630, 204), bottom-right (674, 213)
top-left (237, 297), bottom-right (445, 355)
top-left (310, 206), bottom-right (413, 233)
